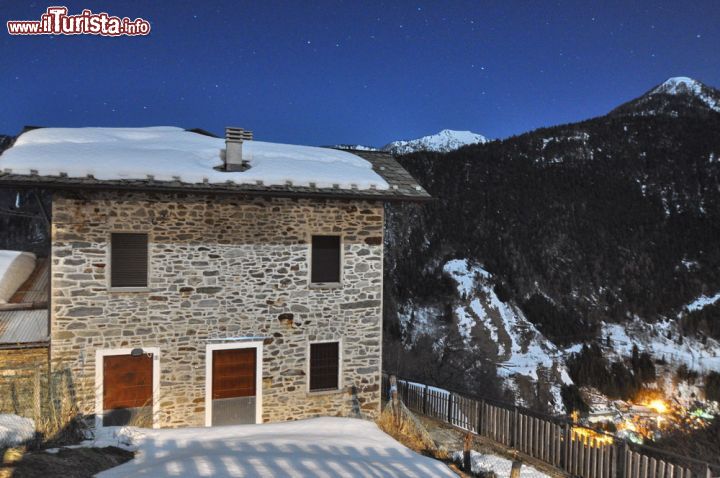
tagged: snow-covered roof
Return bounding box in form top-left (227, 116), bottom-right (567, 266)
top-left (0, 250), bottom-right (36, 304)
top-left (0, 127), bottom-right (430, 201)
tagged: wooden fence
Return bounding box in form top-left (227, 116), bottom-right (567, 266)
top-left (382, 374), bottom-right (718, 478)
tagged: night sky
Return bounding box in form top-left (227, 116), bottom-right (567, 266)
top-left (1, 1), bottom-right (719, 146)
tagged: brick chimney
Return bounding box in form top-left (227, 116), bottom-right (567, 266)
top-left (224, 127), bottom-right (253, 171)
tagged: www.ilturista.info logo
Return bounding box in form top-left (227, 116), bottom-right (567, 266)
top-left (7, 6), bottom-right (151, 36)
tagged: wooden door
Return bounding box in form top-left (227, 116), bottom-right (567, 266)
top-left (211, 348), bottom-right (257, 425)
top-left (103, 353), bottom-right (153, 426)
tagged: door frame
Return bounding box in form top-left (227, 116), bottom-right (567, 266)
top-left (205, 340), bottom-right (263, 426)
top-left (94, 347), bottom-right (161, 429)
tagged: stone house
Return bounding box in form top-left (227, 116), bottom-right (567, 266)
top-left (0, 126), bottom-right (429, 428)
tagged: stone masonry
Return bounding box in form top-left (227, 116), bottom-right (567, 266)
top-left (50, 191), bottom-right (384, 427)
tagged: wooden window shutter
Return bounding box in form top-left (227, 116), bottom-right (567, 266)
top-left (111, 233), bottom-right (148, 288)
top-left (311, 235), bottom-right (341, 283)
top-left (309, 342), bottom-right (339, 391)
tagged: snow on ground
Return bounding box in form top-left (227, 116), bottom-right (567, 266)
top-left (0, 250), bottom-right (36, 303)
top-left (443, 259), bottom-right (571, 412)
top-left (685, 291), bottom-right (720, 313)
top-left (397, 304), bottom-right (443, 344)
top-left (601, 319), bottom-right (720, 374)
top-left (0, 414), bottom-right (35, 448)
top-left (0, 127), bottom-right (388, 190)
top-left (93, 418), bottom-right (455, 478)
top-left (452, 450), bottom-right (550, 478)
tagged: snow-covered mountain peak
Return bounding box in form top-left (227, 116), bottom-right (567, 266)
top-left (652, 77), bottom-right (704, 96)
top-left (383, 129), bottom-right (490, 155)
top-left (649, 76), bottom-right (720, 112)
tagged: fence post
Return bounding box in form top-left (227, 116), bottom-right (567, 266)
top-left (706, 464), bottom-right (711, 478)
top-left (616, 440), bottom-right (627, 478)
top-left (512, 406), bottom-right (518, 448)
top-left (463, 432), bottom-right (473, 472)
top-left (389, 375), bottom-right (399, 428)
top-left (33, 370), bottom-right (41, 424)
top-left (423, 384), bottom-right (428, 415)
top-left (389, 375), bottom-right (398, 404)
top-left (447, 392), bottom-right (453, 425)
top-left (563, 422), bottom-right (570, 471)
top-left (478, 399), bottom-right (485, 436)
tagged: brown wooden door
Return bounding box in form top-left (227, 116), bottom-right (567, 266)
top-left (103, 353), bottom-right (153, 426)
top-left (212, 348), bottom-right (256, 399)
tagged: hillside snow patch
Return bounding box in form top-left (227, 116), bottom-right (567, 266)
top-left (602, 319), bottom-right (720, 374)
top-left (443, 259), bottom-right (572, 411)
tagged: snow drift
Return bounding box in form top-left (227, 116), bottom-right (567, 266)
top-left (0, 250), bottom-right (36, 304)
top-left (0, 414), bottom-right (35, 448)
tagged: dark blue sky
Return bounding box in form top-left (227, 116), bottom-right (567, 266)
top-left (1, 1), bottom-right (719, 146)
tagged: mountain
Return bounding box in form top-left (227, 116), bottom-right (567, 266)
top-left (382, 129), bottom-right (490, 155)
top-left (331, 129), bottom-right (490, 155)
top-left (611, 76), bottom-right (720, 117)
top-left (330, 144), bottom-right (379, 152)
top-left (383, 77), bottom-right (720, 412)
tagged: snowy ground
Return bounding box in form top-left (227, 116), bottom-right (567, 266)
top-left (91, 417), bottom-right (455, 478)
top-left (0, 414), bottom-right (35, 448)
top-left (452, 450), bottom-right (550, 478)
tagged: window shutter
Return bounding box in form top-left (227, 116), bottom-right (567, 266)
top-left (310, 342), bottom-right (339, 391)
top-left (311, 236), bottom-right (341, 283)
top-left (111, 233), bottom-right (148, 288)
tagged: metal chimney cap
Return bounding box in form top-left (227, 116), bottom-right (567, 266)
top-left (225, 127), bottom-right (253, 142)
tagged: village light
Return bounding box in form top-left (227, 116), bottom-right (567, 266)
top-left (131, 348), bottom-right (144, 357)
top-left (647, 399), bottom-right (668, 414)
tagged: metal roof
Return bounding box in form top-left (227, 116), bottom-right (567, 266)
top-left (0, 309), bottom-right (49, 346)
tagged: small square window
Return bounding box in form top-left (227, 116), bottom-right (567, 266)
top-left (110, 233), bottom-right (148, 288)
top-left (311, 235), bottom-right (341, 283)
top-left (309, 342), bottom-right (340, 391)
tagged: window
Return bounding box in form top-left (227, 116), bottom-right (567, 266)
top-left (110, 233), bottom-right (148, 288)
top-left (309, 342), bottom-right (340, 391)
top-left (311, 235), bottom-right (341, 283)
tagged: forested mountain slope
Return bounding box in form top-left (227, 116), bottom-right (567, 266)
top-left (384, 78), bottom-right (720, 410)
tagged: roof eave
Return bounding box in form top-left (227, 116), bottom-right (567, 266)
top-left (0, 176), bottom-right (432, 203)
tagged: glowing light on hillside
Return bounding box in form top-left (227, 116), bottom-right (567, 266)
top-left (646, 399), bottom-right (668, 414)
top-left (571, 426), bottom-right (614, 445)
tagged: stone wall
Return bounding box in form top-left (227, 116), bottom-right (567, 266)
top-left (0, 346), bottom-right (48, 370)
top-left (50, 191), bottom-right (384, 427)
